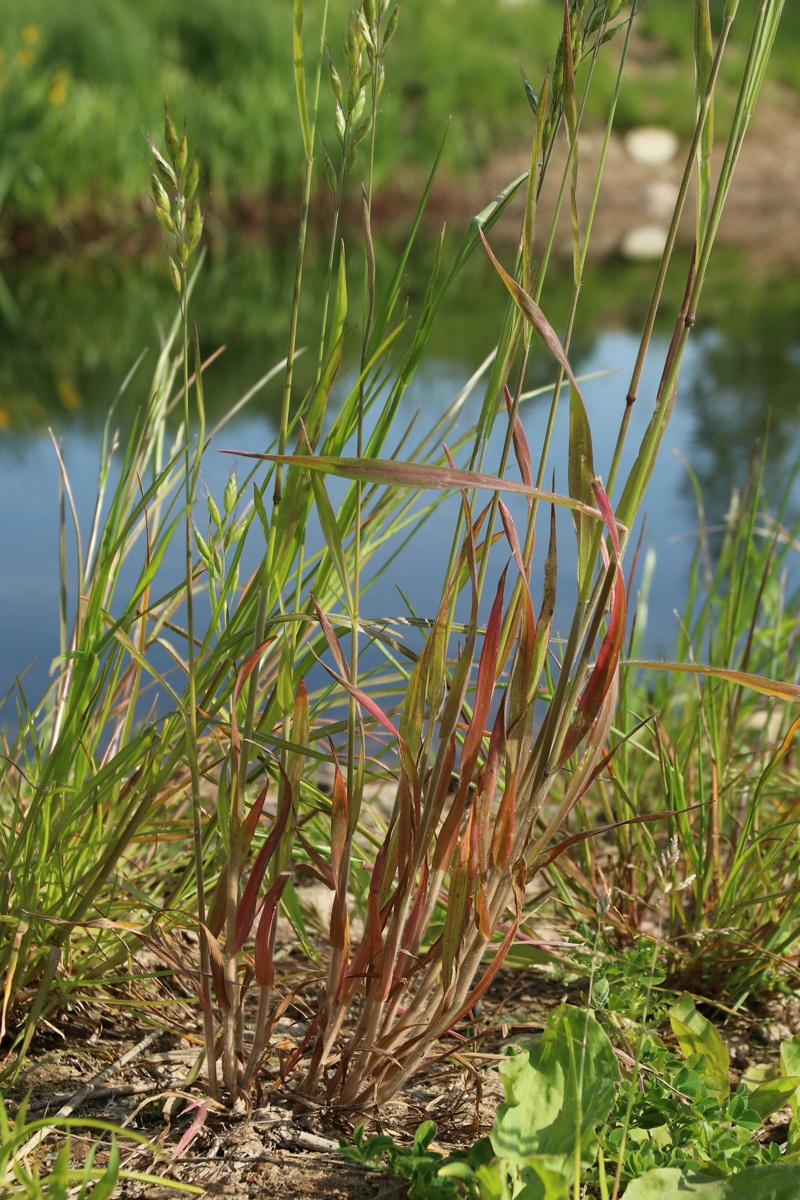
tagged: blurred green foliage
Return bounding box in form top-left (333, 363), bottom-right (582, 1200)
top-left (0, 0), bottom-right (795, 228)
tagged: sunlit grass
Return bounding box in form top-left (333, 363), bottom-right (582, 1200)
top-left (0, 0), bottom-right (791, 1166)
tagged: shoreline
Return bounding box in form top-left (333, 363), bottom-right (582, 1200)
top-left (2, 92), bottom-right (799, 274)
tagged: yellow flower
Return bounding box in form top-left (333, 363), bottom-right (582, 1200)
top-left (15, 47), bottom-right (34, 67)
top-left (21, 25), bottom-right (42, 46)
top-left (0, 405), bottom-right (11, 431)
top-left (57, 378), bottom-right (81, 411)
top-left (49, 70), bottom-right (69, 107)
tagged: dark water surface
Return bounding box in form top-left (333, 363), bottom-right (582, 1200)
top-left (2, 234), bottom-right (800, 711)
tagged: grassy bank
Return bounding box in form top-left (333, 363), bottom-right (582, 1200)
top-left (1, 0), bottom-right (798, 233)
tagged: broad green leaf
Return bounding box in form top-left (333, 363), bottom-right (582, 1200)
top-left (625, 1164), bottom-right (800, 1199)
top-left (748, 1075), bottom-right (800, 1121)
top-left (780, 1035), bottom-right (800, 1151)
top-left (490, 1004), bottom-right (619, 1168)
top-left (669, 994), bottom-right (729, 1100)
top-left (476, 1154), bottom-right (570, 1200)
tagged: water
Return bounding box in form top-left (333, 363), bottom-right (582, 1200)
top-left (2, 235), bottom-right (799, 712)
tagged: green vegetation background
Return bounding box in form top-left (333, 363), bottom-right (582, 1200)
top-left (2, 0), bottom-right (799, 229)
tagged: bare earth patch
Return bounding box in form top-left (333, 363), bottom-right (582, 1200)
top-left (7, 966), bottom-right (800, 1197)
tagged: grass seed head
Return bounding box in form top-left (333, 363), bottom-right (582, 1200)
top-left (164, 101), bottom-right (179, 161)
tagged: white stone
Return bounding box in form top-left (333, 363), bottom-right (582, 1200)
top-left (620, 224), bottom-right (669, 261)
top-left (643, 180), bottom-right (680, 220)
top-left (624, 126), bottom-right (679, 167)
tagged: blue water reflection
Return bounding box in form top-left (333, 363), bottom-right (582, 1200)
top-left (1, 243), bottom-right (798, 716)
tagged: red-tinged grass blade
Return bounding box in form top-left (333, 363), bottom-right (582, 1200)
top-left (400, 861), bottom-right (430, 959)
top-left (330, 761), bottom-right (348, 885)
top-left (501, 500), bottom-right (536, 675)
top-left (286, 678), bottom-right (310, 791)
top-left (475, 878), bottom-right (492, 940)
top-left (329, 891), bottom-right (350, 962)
top-left (231, 639), bottom-right (274, 764)
top-left (204, 925), bottom-right (229, 1015)
top-left (504, 386), bottom-right (533, 488)
top-left (494, 497), bottom-right (531, 673)
top-left (559, 483), bottom-right (627, 764)
top-left (505, 567), bottom-right (536, 730)
top-left (399, 583), bottom-right (451, 751)
top-left (320, 660), bottom-right (419, 795)
top-left (295, 829), bottom-right (335, 889)
top-left (530, 806), bottom-right (705, 873)
top-left (498, 501), bottom-right (528, 582)
top-left (532, 505), bottom-right (558, 672)
top-left (142, 926), bottom-right (218, 1017)
top-left (460, 566), bottom-right (507, 773)
top-left (491, 769), bottom-right (517, 870)
top-left (593, 478), bottom-right (622, 559)
top-left (207, 778), bottom-right (271, 939)
top-left (234, 764), bottom-right (294, 953)
top-left (366, 841), bottom-right (389, 970)
top-left (377, 915), bottom-right (401, 1006)
top-left (241, 781), bottom-right (270, 846)
top-left (171, 1099), bottom-right (209, 1160)
top-left (254, 873), bottom-right (290, 987)
top-left (480, 230), bottom-right (584, 397)
top-left (226, 450), bottom-right (605, 521)
top-left (559, 565), bottom-right (626, 766)
top-left (441, 840), bottom-right (472, 994)
top-left (432, 563), bottom-right (503, 876)
top-left (536, 672), bottom-right (620, 856)
top-left (449, 863), bottom-right (526, 1027)
top-left (623, 661), bottom-right (800, 703)
top-left (477, 697), bottom-right (506, 876)
top-left (313, 597), bottom-right (352, 682)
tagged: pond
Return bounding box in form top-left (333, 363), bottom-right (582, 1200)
top-left (2, 230), bottom-right (800, 713)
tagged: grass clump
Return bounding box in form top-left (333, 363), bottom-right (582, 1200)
top-left (1, 0), bottom-right (798, 1194)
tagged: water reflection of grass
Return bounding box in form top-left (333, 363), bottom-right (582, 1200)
top-left (4, 237), bottom-right (800, 495)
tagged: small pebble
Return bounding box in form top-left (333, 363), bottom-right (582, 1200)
top-left (620, 224), bottom-right (669, 261)
top-left (625, 126), bottom-right (679, 167)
